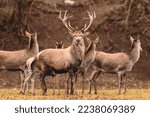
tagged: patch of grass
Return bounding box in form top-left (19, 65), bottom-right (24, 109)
top-left (0, 88), bottom-right (150, 100)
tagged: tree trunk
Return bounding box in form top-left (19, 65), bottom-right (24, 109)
top-left (0, 0), bottom-right (33, 40)
top-left (11, 0), bottom-right (33, 38)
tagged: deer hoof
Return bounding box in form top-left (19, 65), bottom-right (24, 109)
top-left (32, 92), bottom-right (35, 95)
top-left (19, 91), bottom-right (24, 95)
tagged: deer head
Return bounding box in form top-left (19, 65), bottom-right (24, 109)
top-left (58, 10), bottom-right (96, 46)
top-left (54, 41), bottom-right (64, 49)
top-left (130, 36), bottom-right (142, 52)
top-left (25, 31), bottom-right (37, 41)
top-left (25, 31), bottom-right (38, 50)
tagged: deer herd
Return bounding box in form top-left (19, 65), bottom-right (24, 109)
top-left (0, 11), bottom-right (142, 96)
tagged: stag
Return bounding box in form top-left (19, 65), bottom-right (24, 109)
top-left (22, 10), bottom-right (96, 95)
top-left (88, 36), bottom-right (142, 94)
top-left (0, 31), bottom-right (39, 94)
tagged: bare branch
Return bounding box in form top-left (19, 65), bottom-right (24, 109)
top-left (124, 0), bottom-right (134, 30)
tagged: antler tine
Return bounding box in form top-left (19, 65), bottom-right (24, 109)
top-left (82, 11), bottom-right (96, 32)
top-left (68, 21), bottom-right (76, 31)
top-left (93, 12), bottom-right (96, 18)
top-left (58, 10), bottom-right (74, 32)
top-left (81, 24), bottom-right (87, 31)
top-left (64, 10), bottom-right (67, 17)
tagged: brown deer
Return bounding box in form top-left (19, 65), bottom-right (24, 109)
top-left (22, 10), bottom-right (96, 95)
top-left (88, 36), bottom-right (142, 94)
top-left (24, 41), bottom-right (64, 95)
top-left (52, 41), bottom-right (64, 95)
top-left (73, 37), bottom-right (99, 94)
top-left (0, 31), bottom-right (39, 94)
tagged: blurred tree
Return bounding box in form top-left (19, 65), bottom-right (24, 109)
top-left (0, 0), bottom-right (33, 39)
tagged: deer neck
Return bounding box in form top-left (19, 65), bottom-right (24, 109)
top-left (70, 43), bottom-right (85, 64)
top-left (85, 43), bottom-right (95, 54)
top-left (81, 43), bottom-right (96, 68)
top-left (130, 45), bottom-right (141, 64)
top-left (28, 38), bottom-right (39, 54)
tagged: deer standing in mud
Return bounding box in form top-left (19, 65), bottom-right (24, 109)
top-left (88, 36), bottom-right (142, 94)
top-left (22, 10), bottom-right (96, 95)
top-left (0, 31), bottom-right (39, 94)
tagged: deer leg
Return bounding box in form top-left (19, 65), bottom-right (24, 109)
top-left (39, 72), bottom-right (47, 96)
top-left (93, 71), bottom-right (101, 94)
top-left (24, 69), bottom-right (29, 93)
top-left (30, 74), bottom-right (36, 95)
top-left (118, 72), bottom-right (123, 95)
top-left (57, 75), bottom-right (60, 95)
top-left (23, 68), bottom-right (29, 92)
top-left (123, 73), bottom-right (127, 94)
top-left (65, 74), bottom-right (70, 94)
top-left (21, 68), bottom-right (30, 93)
top-left (19, 71), bottom-right (24, 94)
top-left (22, 71), bottom-right (33, 95)
top-left (26, 82), bottom-right (29, 93)
top-left (70, 74), bottom-right (74, 95)
top-left (73, 73), bottom-right (78, 95)
top-left (88, 79), bottom-right (92, 94)
top-left (81, 73), bottom-right (85, 95)
top-left (52, 76), bottom-right (55, 95)
top-left (88, 71), bottom-right (97, 94)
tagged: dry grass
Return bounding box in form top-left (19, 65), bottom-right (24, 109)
top-left (0, 88), bottom-right (150, 100)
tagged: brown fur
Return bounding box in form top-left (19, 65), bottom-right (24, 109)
top-left (74, 37), bottom-right (99, 94)
top-left (22, 11), bottom-right (95, 95)
top-left (88, 36), bottom-right (142, 94)
top-left (0, 32), bottom-right (39, 71)
top-left (0, 31), bottom-right (39, 94)
top-left (22, 40), bottom-right (85, 95)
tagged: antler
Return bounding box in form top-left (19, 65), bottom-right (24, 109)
top-left (58, 10), bottom-right (75, 32)
top-left (81, 11), bottom-right (96, 32)
top-left (25, 31), bottom-right (33, 38)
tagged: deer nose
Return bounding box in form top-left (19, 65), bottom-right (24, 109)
top-left (76, 39), bottom-right (80, 43)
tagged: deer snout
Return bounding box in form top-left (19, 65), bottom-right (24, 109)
top-left (76, 39), bottom-right (80, 43)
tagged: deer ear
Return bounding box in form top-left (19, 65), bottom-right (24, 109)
top-left (55, 41), bottom-right (58, 45)
top-left (84, 32), bottom-right (90, 36)
top-left (86, 37), bottom-right (91, 44)
top-left (130, 36), bottom-right (134, 44)
top-left (61, 41), bottom-right (64, 45)
top-left (94, 37), bottom-right (99, 43)
top-left (25, 31), bottom-right (32, 38)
